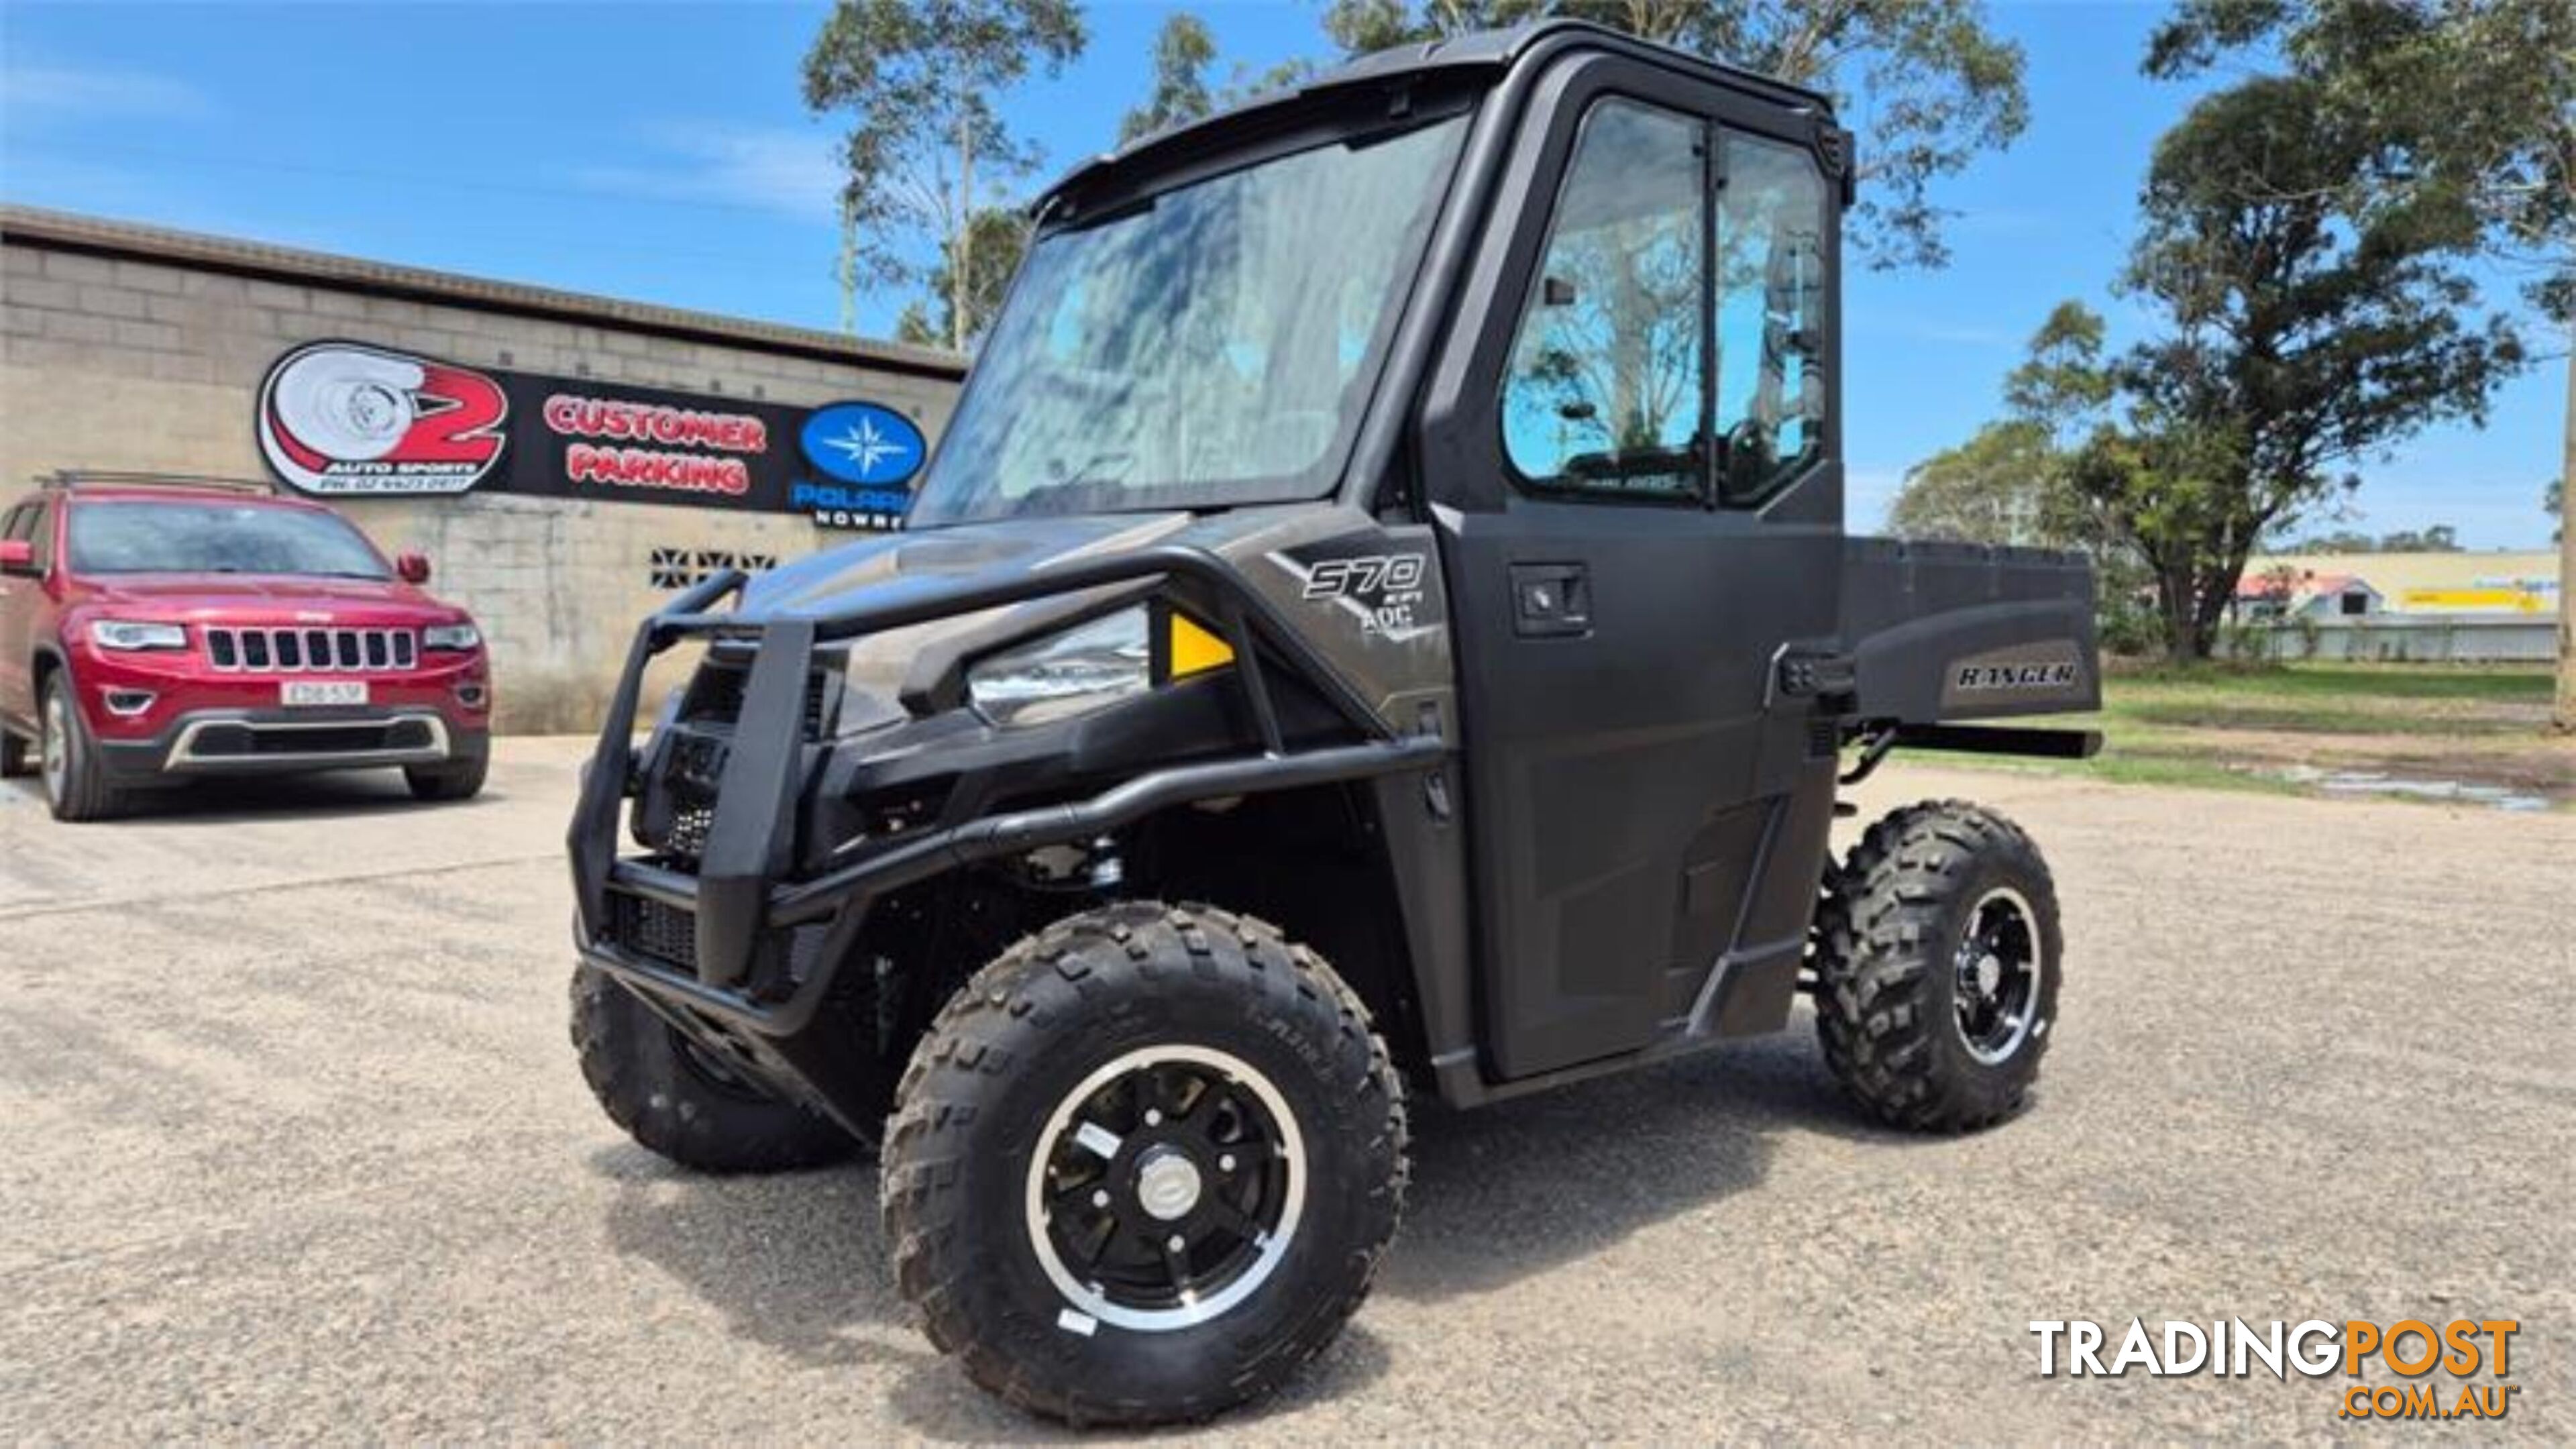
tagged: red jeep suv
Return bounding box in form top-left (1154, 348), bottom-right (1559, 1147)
top-left (0, 475), bottom-right (492, 821)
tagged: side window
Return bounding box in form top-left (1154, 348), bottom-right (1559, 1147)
top-left (1715, 134), bottom-right (1829, 503)
top-left (25, 501), bottom-right (54, 571)
top-left (1500, 99), bottom-right (1707, 500)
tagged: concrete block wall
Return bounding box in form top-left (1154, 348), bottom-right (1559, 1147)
top-left (1, 231), bottom-right (963, 733)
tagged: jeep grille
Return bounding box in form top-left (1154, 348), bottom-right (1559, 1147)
top-left (205, 626), bottom-right (417, 673)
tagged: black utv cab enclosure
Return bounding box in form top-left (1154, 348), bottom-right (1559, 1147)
top-left (567, 19), bottom-right (2097, 1428)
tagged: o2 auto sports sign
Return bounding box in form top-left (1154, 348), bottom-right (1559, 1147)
top-left (258, 342), bottom-right (508, 495)
top-left (255, 341), bottom-right (927, 529)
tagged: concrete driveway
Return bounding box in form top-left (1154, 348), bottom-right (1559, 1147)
top-left (3, 743), bottom-right (2570, 1441)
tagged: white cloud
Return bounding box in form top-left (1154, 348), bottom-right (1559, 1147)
top-left (571, 123), bottom-right (843, 221)
top-left (1, 58), bottom-right (209, 122)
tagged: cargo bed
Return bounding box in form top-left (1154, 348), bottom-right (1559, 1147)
top-left (1839, 535), bottom-right (2102, 725)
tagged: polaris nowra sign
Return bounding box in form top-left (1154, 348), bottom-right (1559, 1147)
top-left (794, 401), bottom-right (926, 530)
top-left (256, 340), bottom-right (927, 528)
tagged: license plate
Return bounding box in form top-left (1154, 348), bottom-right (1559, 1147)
top-left (281, 680), bottom-right (369, 707)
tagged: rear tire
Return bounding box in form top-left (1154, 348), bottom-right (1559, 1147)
top-left (405, 753), bottom-right (486, 802)
top-left (1813, 800), bottom-right (2061, 1132)
top-left (569, 963), bottom-right (860, 1173)
top-left (881, 902), bottom-right (1407, 1428)
top-left (40, 674), bottom-right (126, 822)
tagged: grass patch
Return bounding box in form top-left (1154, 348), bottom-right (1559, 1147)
top-left (2094, 661), bottom-right (2553, 738)
top-left (2105, 659), bottom-right (2551, 704)
top-left (1917, 660), bottom-right (2571, 808)
top-left (1938, 746), bottom-right (2302, 798)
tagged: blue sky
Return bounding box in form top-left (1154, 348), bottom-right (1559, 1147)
top-left (3, 1), bottom-right (2560, 547)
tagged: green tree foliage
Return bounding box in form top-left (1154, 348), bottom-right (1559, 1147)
top-left (1889, 421), bottom-right (2062, 546)
top-left (2284, 525), bottom-right (2463, 554)
top-left (803, 0), bottom-right (1085, 350)
top-left (1318, 0), bottom-right (2029, 269)
top-left (1120, 13), bottom-right (1219, 142)
top-left (2146, 0), bottom-right (2573, 321)
top-left (892, 206), bottom-right (1032, 350)
top-left (2143, 0), bottom-right (2573, 718)
top-left (2086, 72), bottom-right (2523, 659)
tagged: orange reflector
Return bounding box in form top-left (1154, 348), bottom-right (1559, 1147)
top-left (1167, 611), bottom-right (1235, 678)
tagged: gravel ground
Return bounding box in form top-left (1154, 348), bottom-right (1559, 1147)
top-left (3, 739), bottom-right (2570, 1442)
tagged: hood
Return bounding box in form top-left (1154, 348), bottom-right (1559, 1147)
top-left (743, 513), bottom-right (1195, 619)
top-left (78, 573), bottom-right (457, 623)
top-left (746, 513), bottom-right (1195, 715)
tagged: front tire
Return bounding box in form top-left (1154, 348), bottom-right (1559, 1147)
top-left (881, 902), bottom-right (1407, 1428)
top-left (569, 964), bottom-right (860, 1173)
top-left (1813, 800), bottom-right (2062, 1132)
top-left (40, 674), bottom-right (126, 822)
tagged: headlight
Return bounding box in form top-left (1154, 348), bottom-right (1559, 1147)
top-left (966, 607), bottom-right (1150, 727)
top-left (89, 620), bottom-right (187, 651)
top-left (422, 623), bottom-right (482, 651)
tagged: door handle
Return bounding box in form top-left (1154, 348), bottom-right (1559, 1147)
top-left (1510, 562), bottom-right (1591, 638)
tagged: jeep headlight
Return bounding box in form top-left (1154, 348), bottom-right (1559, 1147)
top-left (89, 619), bottom-right (188, 651)
top-left (421, 623), bottom-right (482, 651)
top-left (966, 607), bottom-right (1151, 727)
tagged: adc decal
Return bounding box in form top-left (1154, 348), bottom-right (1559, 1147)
top-left (258, 341), bottom-right (510, 496)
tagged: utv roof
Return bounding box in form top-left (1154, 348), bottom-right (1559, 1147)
top-left (1038, 19), bottom-right (1836, 214)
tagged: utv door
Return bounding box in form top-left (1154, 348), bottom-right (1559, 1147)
top-left (1418, 54), bottom-right (1848, 1080)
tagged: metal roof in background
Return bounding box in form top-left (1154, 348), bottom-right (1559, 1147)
top-left (0, 203), bottom-right (968, 383)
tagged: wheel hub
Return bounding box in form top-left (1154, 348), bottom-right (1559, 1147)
top-left (1133, 1146), bottom-right (1204, 1221)
top-left (1952, 888), bottom-right (2041, 1066)
top-left (1026, 1044), bottom-right (1304, 1334)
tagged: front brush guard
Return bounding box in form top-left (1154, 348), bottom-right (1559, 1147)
top-left (568, 547), bottom-right (1447, 1038)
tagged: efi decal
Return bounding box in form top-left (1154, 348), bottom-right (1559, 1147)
top-left (796, 400), bottom-right (927, 531)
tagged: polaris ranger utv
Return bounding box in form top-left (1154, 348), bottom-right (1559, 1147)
top-left (568, 19), bottom-right (2099, 1426)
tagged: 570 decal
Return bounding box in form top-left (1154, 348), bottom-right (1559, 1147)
top-left (1295, 551), bottom-right (1432, 636)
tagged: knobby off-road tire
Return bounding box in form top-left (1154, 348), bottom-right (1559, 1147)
top-left (569, 963), bottom-right (860, 1173)
top-left (1814, 800), bottom-right (2062, 1132)
top-left (40, 674), bottom-right (126, 822)
top-left (881, 902), bottom-right (1408, 1428)
top-left (404, 753), bottom-right (487, 802)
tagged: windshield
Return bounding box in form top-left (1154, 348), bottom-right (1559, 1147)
top-left (68, 500), bottom-right (391, 578)
top-left (906, 113), bottom-right (1469, 527)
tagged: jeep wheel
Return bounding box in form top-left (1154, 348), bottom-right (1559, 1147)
top-left (404, 753), bottom-right (487, 802)
top-left (40, 674), bottom-right (126, 822)
top-left (569, 963), bottom-right (860, 1173)
top-left (881, 902), bottom-right (1407, 1428)
top-left (1813, 800), bottom-right (2061, 1132)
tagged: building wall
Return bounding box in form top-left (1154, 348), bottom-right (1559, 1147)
top-left (1, 227), bottom-right (963, 732)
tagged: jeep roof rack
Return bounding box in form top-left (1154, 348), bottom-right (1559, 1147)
top-left (37, 470), bottom-right (275, 496)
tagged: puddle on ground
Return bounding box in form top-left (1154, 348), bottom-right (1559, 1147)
top-left (2269, 765), bottom-right (2552, 812)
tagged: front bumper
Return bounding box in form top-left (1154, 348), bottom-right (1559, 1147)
top-left (97, 706), bottom-right (488, 784)
top-left (568, 557), bottom-right (1441, 1041)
